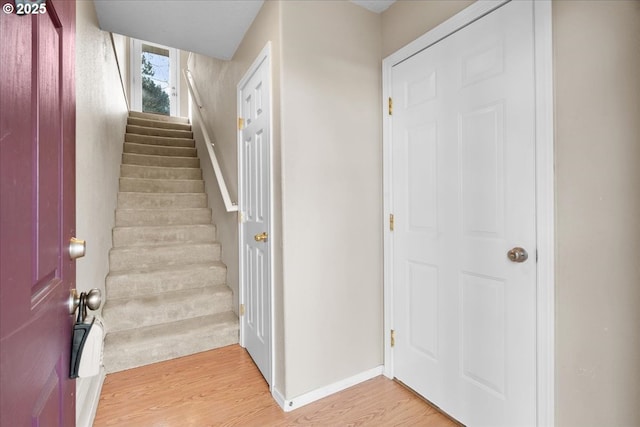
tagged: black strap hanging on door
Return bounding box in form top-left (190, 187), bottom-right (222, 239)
top-left (69, 292), bottom-right (94, 379)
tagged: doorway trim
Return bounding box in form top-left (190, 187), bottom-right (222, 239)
top-left (130, 38), bottom-right (179, 116)
top-left (381, 1), bottom-right (554, 425)
top-left (237, 41), bottom-right (274, 389)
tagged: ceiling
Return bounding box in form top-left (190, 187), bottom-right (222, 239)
top-left (350, 0), bottom-right (396, 14)
top-left (94, 0), bottom-right (396, 60)
top-left (93, 1), bottom-right (265, 60)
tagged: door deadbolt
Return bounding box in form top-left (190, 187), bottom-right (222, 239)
top-left (69, 237), bottom-right (86, 260)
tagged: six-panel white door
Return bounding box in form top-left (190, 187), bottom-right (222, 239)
top-left (239, 53), bottom-right (272, 385)
top-left (391, 1), bottom-right (537, 425)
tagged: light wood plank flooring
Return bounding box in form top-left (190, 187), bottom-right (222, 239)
top-left (94, 344), bottom-right (459, 426)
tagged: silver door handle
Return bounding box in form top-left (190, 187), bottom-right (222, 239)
top-left (69, 288), bottom-right (102, 316)
top-left (507, 247), bottom-right (528, 263)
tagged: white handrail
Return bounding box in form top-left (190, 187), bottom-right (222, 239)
top-left (183, 69), bottom-right (238, 213)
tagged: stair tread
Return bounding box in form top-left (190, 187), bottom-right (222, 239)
top-left (120, 177), bottom-right (204, 183)
top-left (127, 124), bottom-right (193, 138)
top-left (110, 241), bottom-right (220, 252)
top-left (129, 111), bottom-right (189, 124)
top-left (125, 133), bottom-right (195, 145)
top-left (107, 260), bottom-right (225, 278)
top-left (116, 193), bottom-right (207, 209)
top-left (116, 206), bottom-right (211, 212)
top-left (114, 223), bottom-right (216, 232)
top-left (128, 117), bottom-right (192, 131)
top-left (104, 283), bottom-right (231, 306)
top-left (124, 142), bottom-right (197, 157)
top-left (121, 164), bottom-right (201, 172)
top-left (115, 208), bottom-right (212, 226)
top-left (106, 262), bottom-right (227, 300)
top-left (123, 152), bottom-right (199, 160)
top-left (103, 312), bottom-right (239, 372)
top-left (105, 311), bottom-right (237, 342)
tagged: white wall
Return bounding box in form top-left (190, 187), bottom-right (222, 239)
top-left (280, 0), bottom-right (383, 399)
top-left (75, 0), bottom-right (128, 309)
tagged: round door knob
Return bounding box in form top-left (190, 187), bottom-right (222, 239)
top-left (85, 288), bottom-right (102, 311)
top-left (507, 247), bottom-right (528, 263)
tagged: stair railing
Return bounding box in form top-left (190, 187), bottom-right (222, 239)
top-left (183, 68), bottom-right (238, 213)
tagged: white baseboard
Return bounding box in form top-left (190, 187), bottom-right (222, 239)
top-left (76, 366), bottom-right (106, 427)
top-left (274, 365), bottom-right (384, 412)
top-left (272, 387), bottom-right (287, 410)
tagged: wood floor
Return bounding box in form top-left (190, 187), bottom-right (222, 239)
top-left (94, 345), bottom-right (460, 426)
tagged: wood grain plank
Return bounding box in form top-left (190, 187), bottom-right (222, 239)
top-left (94, 345), bottom-right (461, 426)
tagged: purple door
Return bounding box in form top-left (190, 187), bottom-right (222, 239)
top-left (1, 0), bottom-right (77, 425)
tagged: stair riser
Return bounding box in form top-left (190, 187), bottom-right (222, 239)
top-left (119, 178), bottom-right (204, 193)
top-left (115, 209), bottom-right (212, 226)
top-left (124, 143), bottom-right (197, 158)
top-left (127, 124), bottom-right (193, 139)
top-left (123, 153), bottom-right (200, 168)
top-left (113, 225), bottom-right (216, 247)
top-left (106, 264), bottom-right (227, 299)
top-left (120, 165), bottom-right (202, 180)
top-left (125, 133), bottom-right (195, 148)
top-left (128, 117), bottom-right (192, 131)
top-left (109, 244), bottom-right (221, 272)
top-left (103, 320), bottom-right (238, 373)
top-left (103, 289), bottom-right (232, 333)
top-left (129, 111), bottom-right (189, 124)
top-left (117, 193), bottom-right (207, 209)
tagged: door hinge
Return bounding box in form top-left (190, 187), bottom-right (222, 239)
top-left (240, 304), bottom-right (245, 316)
top-left (388, 97), bottom-right (393, 115)
top-left (389, 213), bottom-right (395, 231)
top-left (390, 329), bottom-right (395, 347)
top-left (238, 117), bottom-right (244, 130)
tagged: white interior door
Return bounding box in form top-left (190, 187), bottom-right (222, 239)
top-left (239, 48), bottom-right (272, 385)
top-left (391, 1), bottom-right (537, 426)
top-left (131, 39), bottom-right (178, 116)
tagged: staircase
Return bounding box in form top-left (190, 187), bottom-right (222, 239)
top-left (102, 111), bottom-right (238, 373)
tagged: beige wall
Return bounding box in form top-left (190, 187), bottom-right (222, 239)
top-left (280, 0), bottom-right (382, 398)
top-left (187, 0), bottom-right (285, 393)
top-left (189, 0), bottom-right (383, 400)
top-left (381, 0), bottom-right (473, 57)
top-left (382, 0), bottom-right (640, 425)
top-left (75, 1), bottom-right (128, 421)
top-left (75, 0), bottom-right (128, 303)
top-left (553, 1), bottom-right (640, 425)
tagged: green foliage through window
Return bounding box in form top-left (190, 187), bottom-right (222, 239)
top-left (142, 54), bottom-right (170, 115)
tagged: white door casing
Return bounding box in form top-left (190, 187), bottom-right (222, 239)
top-left (383, 1), bottom-right (555, 426)
top-left (130, 38), bottom-right (179, 116)
top-left (238, 43), bottom-right (273, 386)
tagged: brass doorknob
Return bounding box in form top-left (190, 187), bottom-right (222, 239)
top-left (507, 247), bottom-right (528, 263)
top-left (254, 232), bottom-right (268, 242)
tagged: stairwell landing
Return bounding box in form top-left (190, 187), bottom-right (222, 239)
top-left (102, 111), bottom-right (238, 373)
